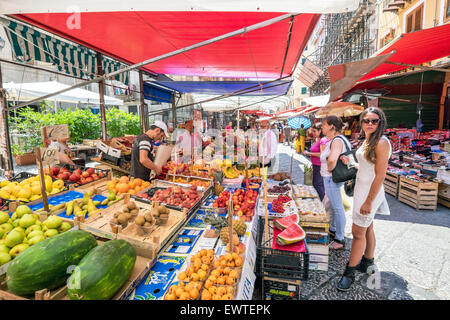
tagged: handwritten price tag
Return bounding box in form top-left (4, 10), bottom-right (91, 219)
top-left (40, 147), bottom-right (59, 166)
top-left (41, 124), bottom-right (69, 141)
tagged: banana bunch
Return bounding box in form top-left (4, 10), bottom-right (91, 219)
top-left (223, 166), bottom-right (240, 179)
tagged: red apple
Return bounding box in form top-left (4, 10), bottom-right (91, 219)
top-left (69, 174), bottom-right (79, 182)
top-left (50, 166), bottom-right (60, 176)
top-left (86, 168), bottom-right (95, 175)
top-left (57, 173), bottom-right (65, 180)
top-left (62, 172), bottom-right (71, 180)
top-left (86, 176), bottom-right (94, 183)
top-left (81, 171), bottom-right (90, 178)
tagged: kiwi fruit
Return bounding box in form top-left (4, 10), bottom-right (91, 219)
top-left (122, 206), bottom-right (130, 213)
top-left (130, 209), bottom-right (139, 215)
top-left (144, 212), bottom-right (154, 222)
top-left (134, 216), bottom-right (145, 226)
top-left (113, 212), bottom-right (120, 218)
top-left (110, 218), bottom-right (119, 225)
top-left (124, 212), bottom-right (132, 220)
top-left (144, 221), bottom-right (153, 227)
top-left (117, 213), bottom-right (128, 225)
top-left (127, 202), bottom-right (137, 210)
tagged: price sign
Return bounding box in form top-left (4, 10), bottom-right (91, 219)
top-left (40, 147), bottom-right (59, 166)
top-left (41, 124), bottom-right (69, 141)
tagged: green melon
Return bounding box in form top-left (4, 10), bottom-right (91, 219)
top-left (67, 239), bottom-right (136, 300)
top-left (6, 230), bottom-right (97, 296)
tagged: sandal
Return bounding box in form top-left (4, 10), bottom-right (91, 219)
top-left (328, 230), bottom-right (336, 240)
top-left (329, 239), bottom-right (345, 250)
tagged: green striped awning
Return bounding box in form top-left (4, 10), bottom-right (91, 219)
top-left (3, 19), bottom-right (129, 85)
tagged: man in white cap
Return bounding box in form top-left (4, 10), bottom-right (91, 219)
top-left (130, 120), bottom-right (168, 181)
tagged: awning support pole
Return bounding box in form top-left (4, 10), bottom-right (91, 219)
top-left (96, 53), bottom-right (107, 141)
top-left (438, 72), bottom-right (450, 130)
top-left (172, 94), bottom-right (177, 128)
top-left (0, 63), bottom-right (14, 178)
top-left (139, 70), bottom-right (148, 133)
top-left (10, 13), bottom-right (298, 111)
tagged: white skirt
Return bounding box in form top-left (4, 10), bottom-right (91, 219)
top-left (352, 179), bottom-right (390, 228)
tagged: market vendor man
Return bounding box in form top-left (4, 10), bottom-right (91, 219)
top-left (258, 120), bottom-right (278, 168)
top-left (175, 120), bottom-right (203, 162)
top-left (130, 120), bottom-right (169, 181)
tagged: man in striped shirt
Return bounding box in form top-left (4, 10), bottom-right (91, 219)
top-left (130, 121), bottom-right (168, 181)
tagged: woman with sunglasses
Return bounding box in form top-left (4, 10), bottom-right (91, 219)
top-left (337, 107), bottom-right (391, 291)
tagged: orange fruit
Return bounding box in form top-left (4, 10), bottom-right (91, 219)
top-left (191, 273), bottom-right (199, 281)
top-left (180, 292), bottom-right (190, 300)
top-left (212, 294), bottom-right (221, 300)
top-left (134, 178), bottom-right (143, 186)
top-left (178, 272), bottom-right (187, 281)
top-left (119, 176), bottom-right (129, 184)
top-left (200, 249), bottom-right (207, 257)
top-left (165, 293), bottom-right (176, 300)
top-left (226, 277), bottom-right (235, 285)
top-left (201, 290), bottom-right (211, 300)
top-left (175, 288), bottom-right (184, 298)
top-left (201, 264), bottom-right (209, 272)
top-left (116, 183), bottom-right (130, 194)
top-left (189, 288), bottom-right (199, 300)
top-left (229, 270), bottom-right (239, 279)
top-left (204, 280), bottom-right (212, 289)
top-left (216, 276), bottom-right (225, 285)
top-left (208, 286), bottom-right (217, 295)
top-left (223, 267), bottom-right (231, 275)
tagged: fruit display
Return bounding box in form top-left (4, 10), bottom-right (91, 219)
top-left (223, 166), bottom-right (241, 179)
top-left (106, 176), bottom-right (151, 196)
top-left (271, 194), bottom-right (292, 213)
top-left (0, 205), bottom-right (73, 266)
top-left (67, 240), bottom-right (137, 300)
top-left (214, 183), bottom-right (224, 196)
top-left (232, 188), bottom-right (258, 220)
top-left (44, 166), bottom-right (107, 185)
top-left (190, 179), bottom-right (210, 188)
top-left (276, 223), bottom-right (306, 246)
top-left (213, 190), bottom-right (231, 209)
top-left (137, 186), bottom-right (201, 210)
top-left (165, 249), bottom-right (215, 300)
top-left (6, 230), bottom-right (97, 296)
top-left (269, 172), bottom-right (290, 181)
top-left (274, 213), bottom-right (300, 231)
top-left (267, 184), bottom-right (291, 194)
top-left (0, 175), bottom-right (65, 202)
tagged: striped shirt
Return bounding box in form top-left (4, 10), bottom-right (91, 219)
top-left (130, 134), bottom-right (155, 181)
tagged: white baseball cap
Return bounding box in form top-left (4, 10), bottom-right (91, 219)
top-left (153, 120), bottom-right (169, 138)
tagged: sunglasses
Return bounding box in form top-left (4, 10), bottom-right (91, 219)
top-left (362, 118), bottom-right (380, 125)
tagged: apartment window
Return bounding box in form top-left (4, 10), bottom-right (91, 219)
top-left (406, 3), bottom-right (424, 33)
top-left (445, 0), bottom-right (450, 23)
top-left (301, 87), bottom-right (307, 95)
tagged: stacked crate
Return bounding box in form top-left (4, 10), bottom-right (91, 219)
top-left (398, 176), bottom-right (438, 211)
top-left (383, 171), bottom-right (400, 198)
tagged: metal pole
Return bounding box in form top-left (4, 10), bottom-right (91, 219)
top-left (11, 13), bottom-right (298, 110)
top-left (172, 94), bottom-right (177, 129)
top-left (139, 70), bottom-right (147, 133)
top-left (0, 63), bottom-right (13, 177)
top-left (97, 53), bottom-right (107, 140)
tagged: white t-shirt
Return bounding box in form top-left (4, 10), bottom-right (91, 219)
top-left (319, 135), bottom-right (351, 177)
top-left (259, 129), bottom-right (278, 164)
top-left (175, 130), bottom-right (202, 157)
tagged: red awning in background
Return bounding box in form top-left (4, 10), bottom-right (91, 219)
top-left (360, 24), bottom-right (450, 81)
top-left (13, 12), bottom-right (320, 79)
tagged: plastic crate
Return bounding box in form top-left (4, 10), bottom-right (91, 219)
top-left (100, 153), bottom-right (120, 166)
top-left (262, 276), bottom-right (301, 300)
top-left (256, 218), bottom-right (309, 281)
top-left (10, 172), bottom-right (35, 182)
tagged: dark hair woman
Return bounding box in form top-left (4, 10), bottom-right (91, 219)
top-left (319, 115), bottom-right (352, 250)
top-left (337, 107), bottom-right (391, 291)
top-left (303, 123), bottom-right (329, 200)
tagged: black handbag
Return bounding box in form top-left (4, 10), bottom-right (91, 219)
top-left (344, 178), bottom-right (356, 197)
top-left (331, 136), bottom-right (358, 183)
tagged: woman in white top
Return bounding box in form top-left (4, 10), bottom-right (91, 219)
top-left (337, 107), bottom-right (391, 291)
top-left (319, 116), bottom-right (352, 250)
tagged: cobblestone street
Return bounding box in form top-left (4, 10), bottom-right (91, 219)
top-left (266, 144), bottom-right (450, 300)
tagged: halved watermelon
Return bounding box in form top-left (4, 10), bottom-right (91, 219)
top-left (276, 223), bottom-right (306, 246)
top-left (273, 213), bottom-right (299, 231)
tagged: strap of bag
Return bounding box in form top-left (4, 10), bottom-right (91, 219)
top-left (331, 135), bottom-right (352, 153)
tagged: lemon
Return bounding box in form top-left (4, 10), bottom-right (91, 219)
top-left (31, 186), bottom-right (42, 195)
top-left (17, 187), bottom-right (32, 200)
top-left (0, 189), bottom-right (10, 199)
top-left (0, 180), bottom-right (10, 188)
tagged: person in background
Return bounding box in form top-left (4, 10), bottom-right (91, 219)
top-left (297, 124), bottom-right (306, 153)
top-left (319, 116), bottom-right (352, 250)
top-left (130, 120), bottom-right (168, 181)
top-left (337, 107), bottom-right (391, 291)
top-left (259, 120), bottom-right (278, 168)
top-left (225, 121), bottom-right (233, 132)
top-left (176, 120), bottom-right (203, 162)
top-left (283, 122), bottom-right (292, 146)
top-left (302, 122), bottom-right (328, 201)
top-left (48, 136), bottom-right (77, 166)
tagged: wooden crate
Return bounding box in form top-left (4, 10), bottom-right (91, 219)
top-left (438, 183), bottom-right (450, 208)
top-left (398, 177), bottom-right (438, 211)
top-left (384, 171), bottom-right (399, 198)
top-left (78, 198), bottom-right (187, 259)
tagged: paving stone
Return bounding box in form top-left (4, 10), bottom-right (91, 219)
top-left (307, 277), bottom-right (384, 300)
top-left (301, 269), bottom-right (337, 299)
top-left (388, 288), bottom-right (414, 300)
